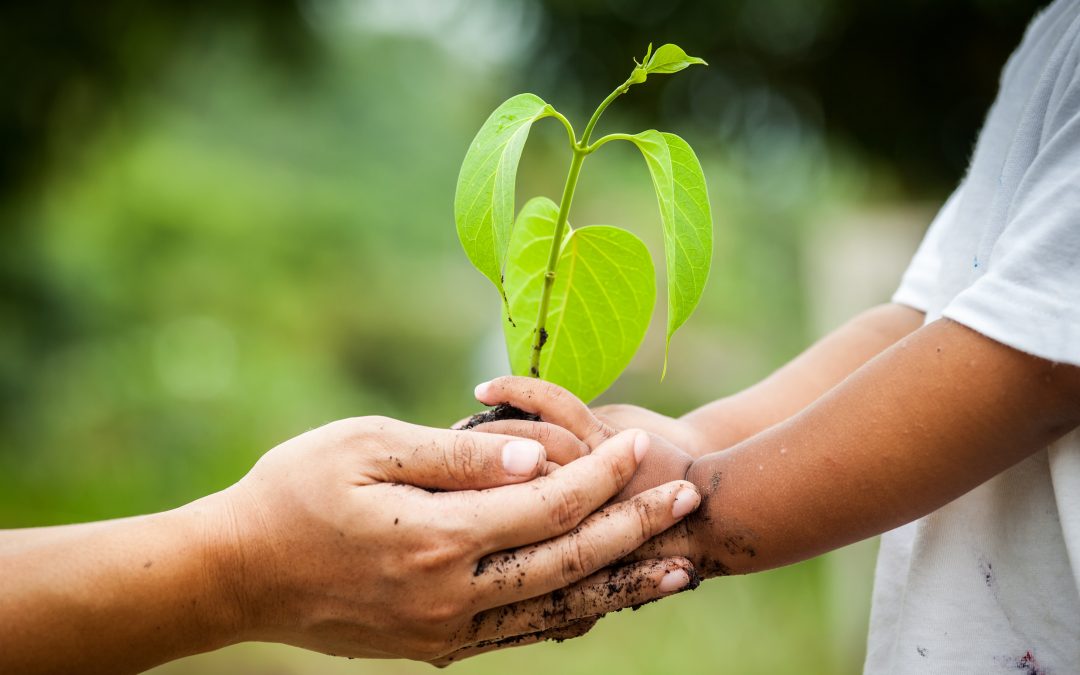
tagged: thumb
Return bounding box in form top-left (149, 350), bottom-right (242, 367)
top-left (374, 424), bottom-right (548, 491)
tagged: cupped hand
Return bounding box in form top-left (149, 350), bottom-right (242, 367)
top-left (206, 416), bottom-right (701, 663)
top-left (469, 377), bottom-right (701, 500)
top-left (590, 403), bottom-right (712, 457)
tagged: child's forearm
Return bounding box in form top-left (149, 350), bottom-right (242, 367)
top-left (469, 328), bottom-right (1080, 577)
top-left (680, 303), bottom-right (925, 453)
top-left (647, 318), bottom-right (1080, 577)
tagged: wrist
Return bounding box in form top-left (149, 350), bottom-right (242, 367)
top-left (679, 418), bottom-right (715, 456)
top-left (680, 397), bottom-right (757, 454)
top-left (683, 458), bottom-right (746, 578)
top-left (175, 488), bottom-right (259, 650)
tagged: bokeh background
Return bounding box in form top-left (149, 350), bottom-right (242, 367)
top-left (0, 0), bottom-right (1045, 673)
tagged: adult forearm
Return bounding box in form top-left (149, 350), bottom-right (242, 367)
top-left (680, 303), bottom-right (925, 452)
top-left (0, 494), bottom-right (239, 674)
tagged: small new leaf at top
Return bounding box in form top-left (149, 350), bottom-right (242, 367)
top-left (643, 43), bottom-right (707, 75)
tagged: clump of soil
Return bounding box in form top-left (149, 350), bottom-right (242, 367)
top-left (458, 403), bottom-right (540, 430)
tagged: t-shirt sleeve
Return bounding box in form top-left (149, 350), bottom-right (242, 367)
top-left (891, 187), bottom-right (963, 314)
top-left (943, 102), bottom-right (1080, 367)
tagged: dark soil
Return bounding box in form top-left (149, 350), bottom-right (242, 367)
top-left (458, 403), bottom-right (540, 430)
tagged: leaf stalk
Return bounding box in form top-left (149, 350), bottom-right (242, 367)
top-left (547, 108), bottom-right (577, 149)
top-left (584, 132), bottom-right (636, 154)
top-left (579, 77), bottom-right (635, 149)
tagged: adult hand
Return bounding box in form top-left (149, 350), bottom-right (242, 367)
top-left (219, 416), bottom-right (701, 663)
top-left (1, 416), bottom-right (701, 674)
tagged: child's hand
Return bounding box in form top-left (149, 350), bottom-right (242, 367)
top-left (590, 403), bottom-right (712, 458)
top-left (471, 377), bottom-right (697, 502)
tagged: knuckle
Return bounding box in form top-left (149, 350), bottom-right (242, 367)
top-left (559, 545), bottom-right (585, 581)
top-left (412, 540), bottom-right (463, 574)
top-left (549, 486), bottom-right (587, 531)
top-left (533, 422), bottom-right (553, 445)
top-left (602, 451), bottom-right (634, 489)
top-left (588, 417), bottom-right (615, 442)
top-left (460, 518), bottom-right (487, 551)
top-left (544, 383), bottom-right (565, 404)
top-left (424, 601), bottom-right (462, 625)
top-left (301, 417), bottom-right (380, 462)
top-left (630, 496), bottom-right (660, 540)
top-left (537, 424), bottom-right (574, 459)
top-left (443, 521), bottom-right (481, 553)
top-left (649, 521), bottom-right (694, 561)
top-left (347, 414), bottom-right (393, 434)
top-left (328, 415), bottom-right (391, 447)
top-left (449, 435), bottom-right (483, 483)
top-left (378, 560), bottom-right (410, 586)
top-left (558, 537), bottom-right (596, 584)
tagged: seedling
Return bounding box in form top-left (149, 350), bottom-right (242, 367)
top-left (455, 44), bottom-right (712, 403)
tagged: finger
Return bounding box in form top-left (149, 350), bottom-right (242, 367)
top-left (432, 618), bottom-right (599, 667)
top-left (465, 558), bottom-right (697, 645)
top-left (619, 520), bottom-right (720, 574)
top-left (468, 419), bottom-right (590, 465)
top-left (613, 433), bottom-right (696, 503)
top-left (530, 616), bottom-right (599, 642)
top-left (371, 422), bottom-right (547, 491)
top-left (470, 429), bottom-right (649, 550)
top-left (473, 479), bottom-right (701, 606)
top-left (474, 376), bottom-right (615, 447)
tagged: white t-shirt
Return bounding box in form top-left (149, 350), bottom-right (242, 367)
top-left (865, 1), bottom-right (1080, 673)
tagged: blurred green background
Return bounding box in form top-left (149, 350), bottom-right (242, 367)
top-left (0, 1), bottom-right (1043, 673)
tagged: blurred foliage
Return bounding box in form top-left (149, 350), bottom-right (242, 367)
top-left (0, 0), bottom-right (313, 197)
top-left (528, 0), bottom-right (1045, 194)
top-left (0, 0), bottom-right (1043, 673)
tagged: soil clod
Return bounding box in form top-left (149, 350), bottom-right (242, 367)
top-left (459, 403), bottom-right (540, 430)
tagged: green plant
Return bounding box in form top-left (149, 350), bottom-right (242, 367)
top-left (455, 44), bottom-right (712, 403)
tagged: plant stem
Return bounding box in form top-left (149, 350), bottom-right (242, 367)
top-left (528, 77), bottom-right (634, 378)
top-left (528, 147), bottom-right (585, 377)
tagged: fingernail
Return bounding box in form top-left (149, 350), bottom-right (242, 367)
top-left (659, 569), bottom-right (690, 593)
top-left (633, 431), bottom-right (650, 463)
top-left (474, 381), bottom-right (492, 401)
top-left (671, 488), bottom-right (700, 519)
top-left (502, 439), bottom-right (543, 476)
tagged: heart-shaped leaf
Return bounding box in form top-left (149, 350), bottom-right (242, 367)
top-left (630, 130), bottom-right (713, 374)
top-left (454, 94), bottom-right (552, 309)
top-left (503, 197), bottom-right (656, 403)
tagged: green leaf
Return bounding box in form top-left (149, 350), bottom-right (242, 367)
top-left (454, 93), bottom-right (551, 307)
top-left (503, 197), bottom-right (656, 403)
top-left (629, 130), bottom-right (713, 374)
top-left (644, 44), bottom-right (707, 75)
